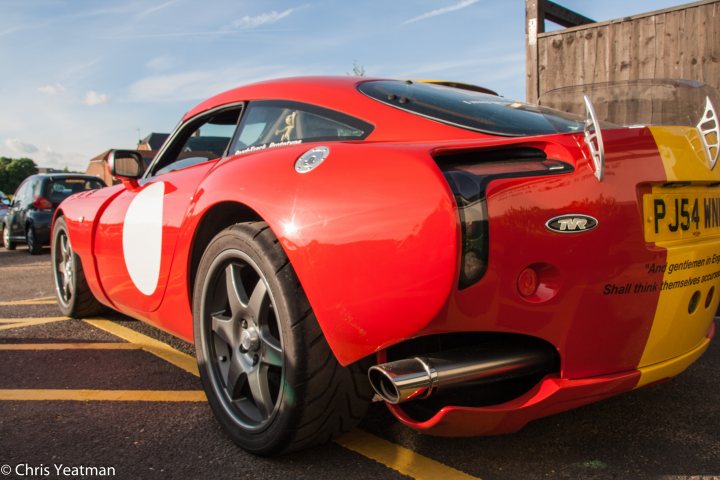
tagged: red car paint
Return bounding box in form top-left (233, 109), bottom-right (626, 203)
top-left (54, 76), bottom-right (718, 436)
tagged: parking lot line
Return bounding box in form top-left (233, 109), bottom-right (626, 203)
top-left (84, 319), bottom-right (199, 376)
top-left (83, 317), bottom-right (479, 480)
top-left (0, 263), bottom-right (50, 271)
top-left (0, 296), bottom-right (56, 306)
top-left (0, 317), bottom-right (69, 331)
top-left (336, 430), bottom-right (479, 480)
top-left (0, 389), bottom-right (207, 402)
top-left (0, 343), bottom-right (141, 350)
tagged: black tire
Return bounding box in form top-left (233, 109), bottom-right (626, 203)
top-left (2, 223), bottom-right (15, 250)
top-left (52, 216), bottom-right (105, 318)
top-left (26, 225), bottom-right (42, 255)
top-left (193, 222), bottom-right (372, 455)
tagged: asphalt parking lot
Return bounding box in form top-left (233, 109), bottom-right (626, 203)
top-left (1, 246), bottom-right (719, 479)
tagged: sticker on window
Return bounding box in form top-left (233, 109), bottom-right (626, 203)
top-left (235, 139), bottom-right (303, 155)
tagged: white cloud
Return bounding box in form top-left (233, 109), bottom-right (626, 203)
top-left (44, 146), bottom-right (64, 164)
top-left (38, 83), bottom-right (65, 96)
top-left (128, 71), bottom-right (216, 102)
top-left (145, 55), bottom-right (174, 71)
top-left (127, 65), bottom-right (308, 102)
top-left (232, 8), bottom-right (295, 28)
top-left (136, 0), bottom-right (180, 19)
top-left (4, 138), bottom-right (39, 154)
top-left (0, 25), bottom-right (25, 36)
top-left (83, 90), bottom-right (108, 106)
top-left (404, 0), bottom-right (478, 25)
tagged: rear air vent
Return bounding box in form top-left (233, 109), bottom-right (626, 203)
top-left (435, 147), bottom-right (573, 289)
top-left (434, 146), bottom-right (547, 165)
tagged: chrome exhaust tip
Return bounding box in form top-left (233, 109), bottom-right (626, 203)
top-left (368, 358), bottom-right (435, 405)
top-left (368, 347), bottom-right (555, 405)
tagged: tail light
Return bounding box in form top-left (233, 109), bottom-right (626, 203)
top-left (32, 196), bottom-right (53, 210)
top-left (436, 147), bottom-right (573, 289)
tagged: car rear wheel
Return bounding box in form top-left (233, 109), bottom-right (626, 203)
top-left (26, 226), bottom-right (42, 255)
top-left (2, 224), bottom-right (15, 250)
top-left (52, 216), bottom-right (105, 317)
top-left (193, 222), bottom-right (372, 455)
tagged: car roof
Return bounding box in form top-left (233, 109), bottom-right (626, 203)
top-left (25, 173), bottom-right (105, 184)
top-left (182, 76), bottom-right (484, 142)
top-left (33, 173), bottom-right (101, 179)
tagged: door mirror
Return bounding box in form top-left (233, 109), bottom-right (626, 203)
top-left (109, 150), bottom-right (145, 180)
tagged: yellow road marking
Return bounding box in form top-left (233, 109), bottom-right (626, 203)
top-left (0, 317), bottom-right (69, 331)
top-left (0, 296), bottom-right (56, 306)
top-left (0, 389), bottom-right (206, 402)
top-left (83, 318), bottom-right (474, 479)
top-left (0, 263), bottom-right (49, 271)
top-left (84, 319), bottom-right (199, 377)
top-left (2, 311), bottom-right (472, 479)
top-left (336, 430), bottom-right (479, 480)
top-left (0, 343), bottom-right (140, 350)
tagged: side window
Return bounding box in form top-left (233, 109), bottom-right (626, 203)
top-left (229, 101), bottom-right (373, 155)
top-left (151, 107), bottom-right (242, 176)
top-left (14, 181), bottom-right (28, 206)
top-left (28, 180), bottom-right (40, 202)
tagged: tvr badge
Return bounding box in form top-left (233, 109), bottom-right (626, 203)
top-left (545, 214), bottom-right (598, 233)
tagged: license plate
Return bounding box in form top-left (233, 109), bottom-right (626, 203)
top-left (643, 188), bottom-right (720, 242)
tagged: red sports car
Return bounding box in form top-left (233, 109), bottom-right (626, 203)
top-left (52, 76), bottom-right (720, 454)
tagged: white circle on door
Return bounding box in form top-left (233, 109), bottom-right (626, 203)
top-left (123, 182), bottom-right (164, 296)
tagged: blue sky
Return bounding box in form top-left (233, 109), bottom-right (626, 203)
top-left (0, 0), bottom-right (686, 171)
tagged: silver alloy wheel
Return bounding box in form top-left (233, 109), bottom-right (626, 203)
top-left (201, 249), bottom-right (284, 430)
top-left (53, 231), bottom-right (74, 306)
top-left (3, 226), bottom-right (9, 246)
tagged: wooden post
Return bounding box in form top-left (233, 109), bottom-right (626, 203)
top-left (526, 0), bottom-right (595, 103)
top-left (526, 0), bottom-right (544, 103)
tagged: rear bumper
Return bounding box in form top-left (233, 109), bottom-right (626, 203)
top-left (389, 323), bottom-right (714, 436)
top-left (30, 212), bottom-right (53, 245)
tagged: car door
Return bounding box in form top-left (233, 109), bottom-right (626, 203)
top-left (7, 179), bottom-right (31, 240)
top-left (93, 104), bottom-right (243, 313)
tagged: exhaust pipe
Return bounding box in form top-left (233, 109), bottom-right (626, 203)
top-left (368, 347), bottom-right (554, 404)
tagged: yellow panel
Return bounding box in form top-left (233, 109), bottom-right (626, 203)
top-left (649, 126), bottom-right (720, 182)
top-left (637, 336), bottom-right (711, 388)
top-left (639, 127), bottom-right (720, 367)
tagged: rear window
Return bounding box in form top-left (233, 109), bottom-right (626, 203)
top-left (358, 80), bottom-right (584, 137)
top-left (44, 177), bottom-right (105, 204)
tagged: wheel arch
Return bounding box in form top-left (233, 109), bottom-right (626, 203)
top-left (187, 201), bottom-right (262, 305)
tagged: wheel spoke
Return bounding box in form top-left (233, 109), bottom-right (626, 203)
top-left (225, 356), bottom-right (247, 398)
top-left (225, 263), bottom-right (248, 315)
top-left (61, 235), bottom-right (70, 259)
top-left (64, 273), bottom-right (73, 297)
top-left (211, 314), bottom-right (236, 347)
top-left (248, 366), bottom-right (273, 417)
top-left (260, 333), bottom-right (283, 367)
top-left (247, 280), bottom-right (268, 324)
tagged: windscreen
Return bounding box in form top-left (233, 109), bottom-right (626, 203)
top-left (358, 80), bottom-right (584, 137)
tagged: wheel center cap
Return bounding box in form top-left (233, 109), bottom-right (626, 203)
top-left (240, 327), bottom-right (260, 352)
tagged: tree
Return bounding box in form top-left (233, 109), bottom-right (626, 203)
top-left (348, 60), bottom-right (366, 77)
top-left (0, 157), bottom-right (38, 195)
